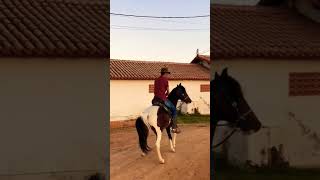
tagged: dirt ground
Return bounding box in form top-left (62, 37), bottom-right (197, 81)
top-left (110, 124), bottom-right (210, 180)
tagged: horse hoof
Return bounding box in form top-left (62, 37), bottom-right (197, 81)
top-left (141, 153), bottom-right (146, 157)
top-left (171, 148), bottom-right (176, 153)
top-left (159, 159), bottom-right (165, 164)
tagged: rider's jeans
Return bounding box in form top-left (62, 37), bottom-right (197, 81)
top-left (164, 100), bottom-right (178, 128)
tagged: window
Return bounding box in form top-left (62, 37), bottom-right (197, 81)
top-left (289, 72), bottom-right (320, 96)
top-left (200, 84), bottom-right (210, 92)
top-left (149, 84), bottom-right (154, 93)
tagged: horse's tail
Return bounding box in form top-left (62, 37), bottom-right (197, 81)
top-left (135, 116), bottom-right (151, 154)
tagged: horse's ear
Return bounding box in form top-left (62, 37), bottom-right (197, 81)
top-left (179, 83), bottom-right (181, 86)
top-left (215, 72), bottom-right (220, 80)
top-left (221, 68), bottom-right (228, 77)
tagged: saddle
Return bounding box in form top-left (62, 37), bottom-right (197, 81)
top-left (151, 97), bottom-right (172, 114)
top-left (151, 97), bottom-right (173, 129)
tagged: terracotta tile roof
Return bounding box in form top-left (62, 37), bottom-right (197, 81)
top-left (211, 5), bottom-right (320, 60)
top-left (191, 55), bottom-right (210, 64)
top-left (0, 0), bottom-right (109, 58)
top-left (110, 60), bottom-right (210, 80)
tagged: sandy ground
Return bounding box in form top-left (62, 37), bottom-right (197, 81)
top-left (110, 124), bottom-right (210, 180)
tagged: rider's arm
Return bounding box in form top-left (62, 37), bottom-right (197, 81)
top-left (166, 81), bottom-right (169, 96)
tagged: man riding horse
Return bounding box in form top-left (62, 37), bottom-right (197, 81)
top-left (153, 67), bottom-right (181, 134)
top-left (136, 70), bottom-right (191, 163)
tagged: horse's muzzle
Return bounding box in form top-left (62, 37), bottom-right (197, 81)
top-left (238, 111), bottom-right (261, 134)
top-left (185, 97), bottom-right (192, 104)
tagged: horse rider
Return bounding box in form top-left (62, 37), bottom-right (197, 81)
top-left (154, 67), bottom-right (181, 134)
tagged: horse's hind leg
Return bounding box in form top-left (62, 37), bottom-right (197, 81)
top-left (166, 127), bottom-right (175, 152)
top-left (155, 127), bottom-right (165, 164)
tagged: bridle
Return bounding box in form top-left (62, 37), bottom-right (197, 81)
top-left (177, 88), bottom-right (190, 103)
top-left (213, 109), bottom-right (252, 148)
top-left (212, 87), bottom-right (253, 148)
top-left (170, 87), bottom-right (191, 110)
top-left (182, 95), bottom-right (190, 102)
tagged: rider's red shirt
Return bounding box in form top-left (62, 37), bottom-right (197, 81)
top-left (154, 75), bottom-right (168, 101)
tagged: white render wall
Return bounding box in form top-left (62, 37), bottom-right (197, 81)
top-left (0, 58), bottom-right (107, 179)
top-left (212, 59), bottom-right (320, 168)
top-left (110, 80), bottom-right (210, 121)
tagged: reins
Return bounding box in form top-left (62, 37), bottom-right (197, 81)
top-left (213, 112), bottom-right (249, 148)
top-left (213, 108), bottom-right (253, 148)
top-left (213, 128), bottom-right (238, 148)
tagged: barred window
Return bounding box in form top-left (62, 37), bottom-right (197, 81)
top-left (200, 84), bottom-right (210, 92)
top-left (289, 72), bottom-right (320, 96)
top-left (149, 84), bottom-right (154, 93)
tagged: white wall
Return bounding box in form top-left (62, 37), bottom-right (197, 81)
top-left (212, 59), bottom-right (320, 168)
top-left (110, 80), bottom-right (210, 121)
top-left (0, 58), bottom-right (107, 179)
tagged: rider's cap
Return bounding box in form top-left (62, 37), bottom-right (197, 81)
top-left (161, 67), bottom-right (171, 74)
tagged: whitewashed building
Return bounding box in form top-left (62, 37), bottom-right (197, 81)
top-left (212, 0), bottom-right (320, 168)
top-left (110, 59), bottom-right (210, 128)
top-left (0, 0), bottom-right (108, 179)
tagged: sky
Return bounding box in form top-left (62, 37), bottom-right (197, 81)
top-left (110, 0), bottom-right (210, 63)
top-left (211, 0), bottom-right (259, 5)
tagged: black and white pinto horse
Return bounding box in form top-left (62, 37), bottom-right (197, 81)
top-left (136, 84), bottom-right (192, 164)
top-left (211, 68), bottom-right (262, 148)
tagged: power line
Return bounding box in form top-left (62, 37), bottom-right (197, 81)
top-left (111, 25), bottom-right (209, 32)
top-left (199, 49), bottom-right (210, 54)
top-left (113, 18), bottom-right (209, 25)
top-left (110, 12), bottom-right (209, 19)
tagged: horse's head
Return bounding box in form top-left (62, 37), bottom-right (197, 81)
top-left (212, 68), bottom-right (261, 134)
top-left (174, 83), bottom-right (192, 104)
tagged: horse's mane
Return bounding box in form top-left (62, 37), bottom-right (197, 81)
top-left (227, 76), bottom-right (243, 96)
top-left (168, 86), bottom-right (178, 97)
top-left (213, 74), bottom-right (243, 97)
top-left (167, 85), bottom-right (185, 102)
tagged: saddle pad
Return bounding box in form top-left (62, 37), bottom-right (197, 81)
top-left (157, 106), bottom-right (172, 129)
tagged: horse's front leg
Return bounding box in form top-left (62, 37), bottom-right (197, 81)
top-left (172, 133), bottom-right (177, 149)
top-left (155, 127), bottom-right (164, 164)
top-left (166, 127), bottom-right (175, 152)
